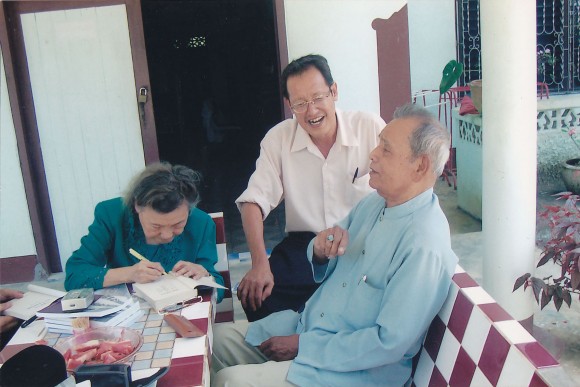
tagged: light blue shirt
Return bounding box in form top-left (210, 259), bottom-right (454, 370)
top-left (246, 189), bottom-right (458, 387)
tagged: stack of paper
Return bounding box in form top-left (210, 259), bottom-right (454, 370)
top-left (36, 284), bottom-right (142, 334)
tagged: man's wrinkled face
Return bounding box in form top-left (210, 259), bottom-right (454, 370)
top-left (286, 67), bottom-right (338, 139)
top-left (369, 118), bottom-right (421, 205)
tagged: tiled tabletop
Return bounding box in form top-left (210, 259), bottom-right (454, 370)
top-left (0, 291), bottom-right (215, 387)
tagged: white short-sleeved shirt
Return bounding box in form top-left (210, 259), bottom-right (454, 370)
top-left (235, 109), bottom-right (386, 233)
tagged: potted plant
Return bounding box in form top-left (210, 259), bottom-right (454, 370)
top-left (514, 192), bottom-right (580, 310)
top-left (537, 48), bottom-right (555, 82)
top-left (560, 127), bottom-right (580, 195)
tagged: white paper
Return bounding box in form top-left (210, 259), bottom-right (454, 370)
top-left (9, 319), bottom-right (47, 345)
top-left (27, 284), bottom-right (66, 298)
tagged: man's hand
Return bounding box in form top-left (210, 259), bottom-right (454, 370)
top-left (0, 289), bottom-right (24, 333)
top-left (237, 264), bottom-right (274, 311)
top-left (313, 226), bottom-right (349, 261)
top-left (259, 335), bottom-right (299, 361)
top-left (0, 288), bottom-right (23, 304)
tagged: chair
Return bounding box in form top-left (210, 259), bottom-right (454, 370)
top-left (537, 82), bottom-right (550, 100)
top-left (209, 212), bottom-right (234, 323)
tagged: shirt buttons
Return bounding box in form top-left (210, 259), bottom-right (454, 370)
top-left (320, 312), bottom-right (324, 317)
top-left (362, 250), bottom-right (366, 255)
top-left (342, 282), bottom-right (347, 287)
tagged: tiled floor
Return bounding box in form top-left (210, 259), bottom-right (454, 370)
top-left (226, 178), bottom-right (580, 385)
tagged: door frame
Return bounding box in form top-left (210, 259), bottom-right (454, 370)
top-left (0, 0), bottom-right (158, 276)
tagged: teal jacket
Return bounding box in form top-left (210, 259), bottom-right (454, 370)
top-left (65, 198), bottom-right (224, 302)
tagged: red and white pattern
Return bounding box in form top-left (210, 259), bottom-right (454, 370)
top-left (410, 265), bottom-right (559, 387)
top-left (209, 212), bottom-right (234, 323)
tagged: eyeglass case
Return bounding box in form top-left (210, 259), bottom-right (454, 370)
top-left (164, 314), bottom-right (204, 338)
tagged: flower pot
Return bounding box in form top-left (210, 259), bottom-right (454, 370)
top-left (560, 158), bottom-right (580, 194)
top-left (469, 79), bottom-right (482, 114)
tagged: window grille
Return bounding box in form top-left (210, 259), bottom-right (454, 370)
top-left (455, 0), bottom-right (580, 93)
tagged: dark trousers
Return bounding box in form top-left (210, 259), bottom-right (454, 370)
top-left (243, 232), bottom-right (320, 322)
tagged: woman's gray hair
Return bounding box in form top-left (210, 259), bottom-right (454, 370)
top-left (393, 104), bottom-right (450, 176)
top-left (123, 162), bottom-right (202, 213)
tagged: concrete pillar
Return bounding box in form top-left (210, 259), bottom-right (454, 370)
top-left (480, 1), bottom-right (536, 322)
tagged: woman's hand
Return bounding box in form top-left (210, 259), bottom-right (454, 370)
top-left (171, 261), bottom-right (209, 279)
top-left (128, 260), bottom-right (165, 284)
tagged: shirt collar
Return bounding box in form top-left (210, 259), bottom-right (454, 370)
top-left (382, 188), bottom-right (435, 219)
top-left (291, 109), bottom-right (358, 153)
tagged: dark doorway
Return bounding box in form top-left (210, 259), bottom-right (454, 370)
top-left (141, 0), bottom-right (283, 217)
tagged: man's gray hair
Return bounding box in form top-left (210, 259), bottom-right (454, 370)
top-left (393, 104), bottom-right (450, 176)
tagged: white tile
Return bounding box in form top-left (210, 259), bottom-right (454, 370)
top-left (461, 306), bottom-right (491, 363)
top-left (470, 368), bottom-right (494, 387)
top-left (438, 284), bottom-right (459, 324)
top-left (181, 301), bottom-right (211, 320)
top-left (435, 329), bottom-right (461, 381)
top-left (412, 349), bottom-right (435, 387)
top-left (173, 335), bottom-right (207, 358)
top-left (495, 320), bottom-right (535, 344)
top-left (462, 286), bottom-right (496, 305)
top-left (455, 264), bottom-right (466, 274)
top-left (496, 346), bottom-right (535, 386)
top-left (215, 243), bottom-right (228, 271)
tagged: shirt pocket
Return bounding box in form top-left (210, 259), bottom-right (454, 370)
top-left (349, 172), bottom-right (371, 203)
top-left (341, 279), bottom-right (384, 328)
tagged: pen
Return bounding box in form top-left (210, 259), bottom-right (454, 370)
top-left (352, 167), bottom-right (359, 183)
top-left (129, 248), bottom-right (168, 275)
top-left (358, 274), bottom-right (367, 284)
top-left (21, 315), bottom-right (37, 328)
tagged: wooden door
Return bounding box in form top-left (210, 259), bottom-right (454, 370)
top-left (3, 0), bottom-right (158, 273)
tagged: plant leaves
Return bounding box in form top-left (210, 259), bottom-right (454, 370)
top-left (553, 292), bottom-right (563, 311)
top-left (541, 289), bottom-right (551, 309)
top-left (572, 270), bottom-right (580, 290)
top-left (531, 277), bottom-right (546, 304)
top-left (537, 251), bottom-right (554, 267)
top-left (513, 273), bottom-right (530, 291)
top-left (562, 289), bottom-right (572, 307)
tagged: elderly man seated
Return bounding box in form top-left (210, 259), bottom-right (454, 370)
top-left (211, 104), bottom-right (458, 387)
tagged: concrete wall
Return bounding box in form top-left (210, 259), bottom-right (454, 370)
top-left (284, 0), bottom-right (456, 114)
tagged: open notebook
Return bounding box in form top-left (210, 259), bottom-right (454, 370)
top-left (133, 275), bottom-right (225, 312)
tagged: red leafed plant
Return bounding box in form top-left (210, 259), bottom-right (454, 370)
top-left (513, 192), bottom-right (580, 310)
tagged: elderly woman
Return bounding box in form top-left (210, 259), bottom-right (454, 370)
top-left (65, 162), bottom-right (224, 302)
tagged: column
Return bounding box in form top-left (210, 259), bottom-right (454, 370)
top-left (480, 1), bottom-right (536, 323)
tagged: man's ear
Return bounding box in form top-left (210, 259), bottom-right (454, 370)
top-left (413, 154), bottom-right (431, 181)
top-left (330, 82), bottom-right (338, 101)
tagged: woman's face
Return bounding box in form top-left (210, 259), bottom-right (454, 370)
top-left (136, 201), bottom-right (189, 244)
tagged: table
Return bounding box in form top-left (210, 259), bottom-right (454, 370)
top-left (0, 290), bottom-right (215, 387)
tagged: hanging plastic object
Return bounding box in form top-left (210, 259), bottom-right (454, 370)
top-left (439, 60), bottom-right (464, 94)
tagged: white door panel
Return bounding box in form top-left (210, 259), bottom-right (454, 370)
top-left (22, 5), bottom-right (145, 269)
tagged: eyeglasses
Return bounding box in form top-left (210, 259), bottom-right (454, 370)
top-left (158, 296), bottom-right (202, 314)
top-left (290, 91), bottom-right (333, 114)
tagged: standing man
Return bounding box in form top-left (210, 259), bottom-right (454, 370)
top-left (236, 54), bottom-right (385, 321)
top-left (212, 104), bottom-right (458, 386)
